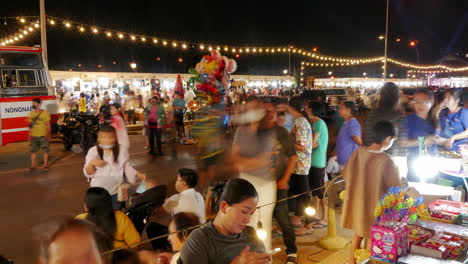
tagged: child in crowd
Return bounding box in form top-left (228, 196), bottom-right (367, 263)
top-left (139, 212), bottom-right (201, 264)
top-left (341, 121), bottom-right (401, 264)
top-left (162, 168), bottom-right (206, 224)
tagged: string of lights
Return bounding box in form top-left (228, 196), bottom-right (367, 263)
top-left (101, 175), bottom-right (446, 257)
top-left (0, 20), bottom-right (39, 46)
top-left (387, 58), bottom-right (468, 71)
top-left (4, 16), bottom-right (468, 72)
top-left (407, 67), bottom-right (468, 74)
top-left (101, 180), bottom-right (343, 256)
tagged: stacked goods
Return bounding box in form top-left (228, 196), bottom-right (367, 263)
top-left (411, 232), bottom-right (467, 259)
top-left (371, 187), bottom-right (427, 263)
top-left (429, 200), bottom-right (468, 223)
top-left (407, 225), bottom-right (434, 249)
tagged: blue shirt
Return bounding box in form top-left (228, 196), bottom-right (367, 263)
top-left (439, 108), bottom-right (468, 151)
top-left (336, 118), bottom-right (361, 166)
top-left (402, 113), bottom-right (436, 156)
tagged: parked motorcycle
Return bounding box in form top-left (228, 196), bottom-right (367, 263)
top-left (59, 110), bottom-right (99, 154)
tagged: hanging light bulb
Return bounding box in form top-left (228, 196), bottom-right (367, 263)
top-left (305, 206), bottom-right (316, 216)
top-left (256, 221), bottom-right (267, 241)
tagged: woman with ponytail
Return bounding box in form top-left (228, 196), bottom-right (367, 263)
top-left (288, 96), bottom-right (314, 232)
top-left (179, 178), bottom-right (270, 264)
top-left (76, 187), bottom-right (140, 249)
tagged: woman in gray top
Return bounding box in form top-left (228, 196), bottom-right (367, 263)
top-left (365, 82), bottom-right (404, 156)
top-left (178, 179), bottom-right (270, 264)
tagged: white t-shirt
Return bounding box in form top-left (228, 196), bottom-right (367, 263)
top-left (163, 188), bottom-right (206, 223)
top-left (170, 252), bottom-right (180, 264)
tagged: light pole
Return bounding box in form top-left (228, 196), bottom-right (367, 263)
top-left (409, 41), bottom-right (420, 64)
top-left (383, 0), bottom-right (390, 81)
top-left (288, 44), bottom-right (292, 77)
top-left (39, 0), bottom-right (48, 66)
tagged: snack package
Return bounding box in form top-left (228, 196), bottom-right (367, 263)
top-left (411, 232), bottom-right (467, 259)
top-left (428, 200), bottom-right (466, 223)
top-left (371, 224), bottom-right (409, 263)
top-left (407, 225), bottom-right (434, 249)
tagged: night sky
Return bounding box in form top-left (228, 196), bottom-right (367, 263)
top-left (1, 0), bottom-right (467, 78)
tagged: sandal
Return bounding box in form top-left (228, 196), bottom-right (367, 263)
top-left (312, 223), bottom-right (328, 228)
top-left (286, 255), bottom-right (297, 264)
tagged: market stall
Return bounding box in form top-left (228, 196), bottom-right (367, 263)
top-left (364, 187), bottom-right (468, 264)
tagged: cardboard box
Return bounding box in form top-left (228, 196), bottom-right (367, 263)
top-left (371, 225), bottom-right (409, 263)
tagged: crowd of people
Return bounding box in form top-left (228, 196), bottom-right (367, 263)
top-left (24, 82), bottom-right (468, 264)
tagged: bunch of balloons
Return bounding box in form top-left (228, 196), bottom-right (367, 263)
top-left (374, 187), bottom-right (427, 228)
top-left (189, 50), bottom-right (237, 104)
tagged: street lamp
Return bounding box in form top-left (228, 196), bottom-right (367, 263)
top-left (389, 73), bottom-right (394, 78)
top-left (378, 35), bottom-right (385, 40)
top-left (283, 69), bottom-right (288, 75)
top-left (409, 41), bottom-right (420, 63)
top-left (130, 62), bottom-right (137, 72)
top-left (328, 71), bottom-right (333, 76)
top-left (363, 72), bottom-right (367, 76)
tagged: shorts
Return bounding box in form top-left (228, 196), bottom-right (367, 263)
top-left (30, 136), bottom-right (49, 153)
top-left (308, 167), bottom-right (325, 199)
top-left (175, 112), bottom-right (184, 126)
top-left (200, 153), bottom-right (222, 168)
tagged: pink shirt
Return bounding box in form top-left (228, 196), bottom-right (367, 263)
top-left (111, 115), bottom-right (130, 149)
top-left (83, 146), bottom-right (137, 195)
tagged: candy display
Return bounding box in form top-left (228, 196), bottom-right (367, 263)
top-left (373, 187), bottom-right (426, 228)
top-left (428, 200), bottom-right (468, 223)
top-left (407, 225), bottom-right (434, 249)
top-left (371, 187), bottom-right (428, 263)
top-left (371, 225), bottom-right (409, 263)
top-left (411, 232), bottom-right (467, 260)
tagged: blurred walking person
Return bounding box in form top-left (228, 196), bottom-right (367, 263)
top-left (146, 96), bottom-right (166, 155)
top-left (231, 95), bottom-right (275, 251)
top-left (110, 103), bottom-right (130, 150)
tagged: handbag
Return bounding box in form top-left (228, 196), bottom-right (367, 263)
top-left (29, 110), bottom-right (43, 129)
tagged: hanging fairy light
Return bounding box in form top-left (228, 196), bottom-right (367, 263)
top-left (256, 221), bottom-right (267, 241)
top-left (9, 15), bottom-right (466, 71)
top-left (305, 206), bottom-right (317, 216)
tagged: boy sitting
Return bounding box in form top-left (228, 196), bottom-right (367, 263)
top-left (163, 168), bottom-right (206, 223)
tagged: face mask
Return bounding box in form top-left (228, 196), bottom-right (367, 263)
top-left (232, 109), bottom-right (266, 125)
top-left (98, 144), bottom-right (115, 150)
